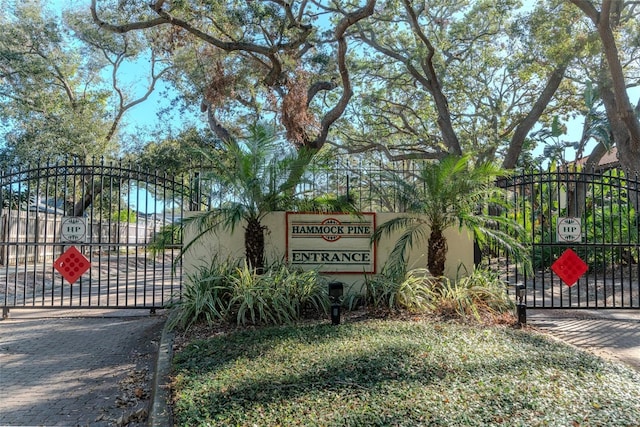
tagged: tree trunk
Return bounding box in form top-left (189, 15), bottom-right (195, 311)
top-left (567, 141), bottom-right (608, 218)
top-left (594, 7), bottom-right (640, 147)
top-left (502, 62), bottom-right (568, 169)
top-left (600, 87), bottom-right (640, 215)
top-left (570, 0), bottom-right (640, 157)
top-left (245, 218), bottom-right (265, 274)
top-left (70, 177), bottom-right (104, 217)
top-left (401, 0), bottom-right (462, 156)
top-left (427, 228), bottom-right (448, 277)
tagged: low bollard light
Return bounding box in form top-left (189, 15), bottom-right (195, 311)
top-left (328, 281), bottom-right (344, 325)
top-left (515, 283), bottom-right (526, 325)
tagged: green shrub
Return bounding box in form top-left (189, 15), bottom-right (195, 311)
top-left (169, 260), bottom-right (329, 329)
top-left (111, 209), bottom-right (137, 223)
top-left (168, 258), bottom-right (238, 331)
top-left (430, 267), bottom-right (513, 321)
top-left (358, 266), bottom-right (513, 322)
top-left (363, 268), bottom-right (435, 313)
top-left (228, 263), bottom-right (328, 326)
top-left (227, 263), bottom-right (294, 325)
top-left (272, 264), bottom-right (329, 317)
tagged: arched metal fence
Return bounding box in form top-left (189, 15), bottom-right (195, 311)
top-left (5, 157), bottom-right (637, 313)
top-left (1, 159), bottom-right (186, 314)
top-left (490, 167), bottom-right (640, 309)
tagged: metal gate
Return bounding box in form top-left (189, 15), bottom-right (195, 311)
top-left (491, 167), bottom-right (640, 309)
top-left (1, 160), bottom-right (188, 315)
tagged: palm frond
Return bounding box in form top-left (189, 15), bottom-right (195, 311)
top-left (173, 122), bottom-right (320, 269)
top-left (374, 154), bottom-right (526, 274)
top-left (379, 219), bottom-right (429, 278)
top-left (371, 215), bottom-right (419, 243)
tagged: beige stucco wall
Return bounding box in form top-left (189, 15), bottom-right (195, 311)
top-left (182, 211), bottom-right (474, 287)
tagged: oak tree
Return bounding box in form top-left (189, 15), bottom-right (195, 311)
top-left (90, 0), bottom-right (377, 151)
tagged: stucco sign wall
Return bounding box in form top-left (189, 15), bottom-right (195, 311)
top-left (286, 212), bottom-right (376, 273)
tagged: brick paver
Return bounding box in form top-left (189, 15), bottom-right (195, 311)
top-left (529, 309), bottom-right (640, 371)
top-left (0, 312), bottom-right (164, 426)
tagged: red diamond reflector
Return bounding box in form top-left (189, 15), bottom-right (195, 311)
top-left (53, 246), bottom-right (91, 284)
top-left (551, 248), bottom-right (588, 287)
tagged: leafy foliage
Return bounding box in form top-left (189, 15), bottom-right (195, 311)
top-left (153, 123), bottom-right (316, 271)
top-left (150, 123), bottom-right (358, 271)
top-left (361, 268), bottom-right (436, 313)
top-left (167, 257), bottom-right (238, 331)
top-left (228, 263), bottom-right (328, 326)
top-left (168, 259), bottom-right (328, 330)
top-left (338, 0), bottom-right (586, 164)
top-left (429, 267), bottom-right (514, 322)
top-left (356, 265), bottom-right (513, 322)
top-left (172, 319), bottom-right (640, 426)
top-left (0, 1), bottom-right (168, 164)
top-left (111, 209), bottom-right (137, 223)
top-left (91, 0), bottom-right (376, 150)
top-left (373, 155), bottom-right (530, 277)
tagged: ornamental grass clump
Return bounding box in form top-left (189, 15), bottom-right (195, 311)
top-left (167, 257), bottom-right (238, 331)
top-left (429, 267), bottom-right (514, 322)
top-left (357, 266), bottom-right (513, 323)
top-left (362, 267), bottom-right (436, 313)
top-left (272, 264), bottom-right (329, 317)
top-left (227, 262), bottom-right (327, 325)
top-left (169, 259), bottom-right (328, 330)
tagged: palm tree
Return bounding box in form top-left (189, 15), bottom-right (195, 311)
top-left (174, 123), bottom-right (315, 273)
top-left (372, 154), bottom-right (529, 278)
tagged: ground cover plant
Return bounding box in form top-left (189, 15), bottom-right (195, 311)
top-left (170, 319), bottom-right (640, 426)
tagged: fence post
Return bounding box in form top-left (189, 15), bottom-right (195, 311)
top-left (190, 171), bottom-right (201, 211)
top-left (515, 283), bottom-right (526, 325)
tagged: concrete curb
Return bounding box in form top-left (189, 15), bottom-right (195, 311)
top-left (149, 316), bottom-right (175, 427)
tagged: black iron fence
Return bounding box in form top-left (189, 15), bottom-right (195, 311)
top-left (1, 160), bottom-right (187, 314)
top-left (191, 156), bottom-right (422, 213)
top-left (5, 156), bottom-right (637, 313)
top-left (1, 156), bottom-right (414, 313)
top-left (490, 167), bottom-right (640, 309)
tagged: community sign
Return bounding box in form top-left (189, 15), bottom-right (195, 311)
top-left (286, 213), bottom-right (376, 273)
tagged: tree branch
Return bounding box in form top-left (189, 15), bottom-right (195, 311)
top-left (90, 0), bottom-right (168, 33)
top-left (201, 99), bottom-right (232, 143)
top-left (106, 53), bottom-right (172, 142)
top-left (502, 62), bottom-right (569, 169)
top-left (402, 0), bottom-right (461, 155)
top-left (310, 0), bottom-right (376, 149)
top-left (327, 140), bottom-right (445, 161)
top-left (307, 81), bottom-right (337, 106)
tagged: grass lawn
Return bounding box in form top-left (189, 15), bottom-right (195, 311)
top-left (170, 317), bottom-right (640, 426)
